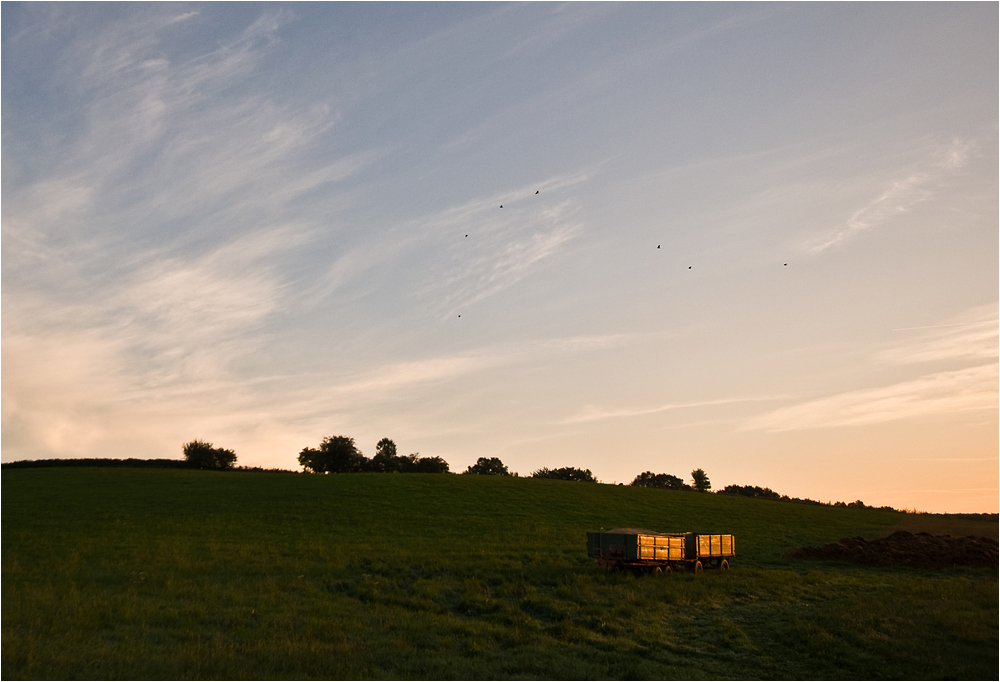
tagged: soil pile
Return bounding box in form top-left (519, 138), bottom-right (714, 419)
top-left (783, 530), bottom-right (998, 569)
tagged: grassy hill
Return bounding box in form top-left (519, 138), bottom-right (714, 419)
top-left (2, 468), bottom-right (996, 679)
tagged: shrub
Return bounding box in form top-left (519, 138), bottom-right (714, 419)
top-left (409, 455), bottom-right (450, 474)
top-left (0, 458), bottom-right (189, 469)
top-left (630, 471), bottom-right (690, 490)
top-left (530, 467), bottom-right (595, 482)
top-left (464, 457), bottom-right (510, 476)
top-left (182, 440), bottom-right (237, 470)
top-left (718, 484), bottom-right (781, 500)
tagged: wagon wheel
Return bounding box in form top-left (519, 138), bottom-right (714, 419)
top-left (720, 559), bottom-right (729, 571)
top-left (653, 566), bottom-right (663, 575)
top-left (663, 564), bottom-right (672, 573)
top-left (694, 560), bottom-right (704, 574)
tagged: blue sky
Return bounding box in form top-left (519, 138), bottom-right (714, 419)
top-left (3, 2), bottom-right (997, 512)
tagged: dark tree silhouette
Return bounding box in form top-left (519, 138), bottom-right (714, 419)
top-left (298, 435), bottom-right (365, 473)
top-left (410, 455), bottom-right (450, 474)
top-left (297, 436), bottom-right (449, 474)
top-left (630, 471), bottom-right (689, 490)
top-left (323, 436), bottom-right (366, 473)
top-left (464, 457), bottom-right (510, 476)
top-left (297, 446), bottom-right (325, 473)
top-left (718, 484), bottom-right (780, 500)
top-left (182, 440), bottom-right (237, 470)
top-left (530, 467), bottom-right (595, 482)
top-left (370, 437), bottom-right (400, 473)
top-left (691, 468), bottom-right (711, 492)
top-left (388, 452), bottom-right (449, 473)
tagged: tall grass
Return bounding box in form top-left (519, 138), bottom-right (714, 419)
top-left (3, 469), bottom-right (996, 679)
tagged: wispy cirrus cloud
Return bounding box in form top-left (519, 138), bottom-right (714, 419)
top-left (906, 457), bottom-right (998, 462)
top-left (876, 488), bottom-right (998, 495)
top-left (293, 172), bottom-right (590, 313)
top-left (439, 214), bottom-right (578, 315)
top-left (880, 304), bottom-right (998, 365)
top-left (1, 4), bottom-right (597, 462)
top-left (2, 5), bottom-right (367, 278)
top-left (501, 3), bottom-right (618, 58)
top-left (2, 6), bottom-right (370, 383)
top-left (743, 304), bottom-right (998, 433)
top-left (325, 354), bottom-right (507, 396)
top-left (2, 222), bottom-right (309, 437)
top-left (808, 139), bottom-right (974, 253)
top-left (742, 363), bottom-right (997, 432)
top-left (561, 395), bottom-right (790, 425)
top-left (312, 329), bottom-right (663, 402)
top-left (397, 173), bottom-right (592, 317)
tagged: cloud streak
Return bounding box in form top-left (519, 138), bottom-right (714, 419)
top-left (743, 363), bottom-right (997, 432)
top-left (2, 7), bottom-right (372, 417)
top-left (743, 304), bottom-right (998, 432)
top-left (879, 304), bottom-right (998, 365)
top-left (809, 139), bottom-right (974, 253)
top-left (2, 5), bottom-right (366, 283)
top-left (562, 395), bottom-right (790, 425)
top-left (398, 173), bottom-right (592, 317)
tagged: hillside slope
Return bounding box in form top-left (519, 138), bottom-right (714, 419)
top-left (3, 469), bottom-right (996, 679)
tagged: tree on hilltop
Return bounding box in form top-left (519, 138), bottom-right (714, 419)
top-left (718, 484), bottom-right (780, 500)
top-left (531, 467), bottom-right (595, 482)
top-left (298, 435), bottom-right (365, 474)
top-left (465, 457), bottom-right (510, 476)
top-left (297, 436), bottom-right (450, 474)
top-left (409, 454), bottom-right (450, 474)
top-left (691, 468), bottom-right (711, 492)
top-left (630, 471), bottom-right (689, 490)
top-left (370, 438), bottom-right (400, 472)
top-left (182, 440), bottom-right (237, 470)
top-left (390, 452), bottom-right (450, 473)
top-left (297, 447), bottom-right (324, 473)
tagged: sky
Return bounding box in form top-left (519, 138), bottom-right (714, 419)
top-left (2, 2), bottom-right (997, 513)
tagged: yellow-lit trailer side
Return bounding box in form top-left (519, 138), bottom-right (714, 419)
top-left (587, 530), bottom-right (734, 573)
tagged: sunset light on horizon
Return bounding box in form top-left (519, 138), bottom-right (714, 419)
top-left (3, 2), bottom-right (997, 513)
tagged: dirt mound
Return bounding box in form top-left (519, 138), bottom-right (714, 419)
top-left (783, 530), bottom-right (998, 569)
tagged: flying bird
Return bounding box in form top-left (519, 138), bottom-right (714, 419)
top-left (657, 245), bottom-right (661, 249)
top-left (499, 204), bottom-right (503, 208)
top-left (535, 190), bottom-right (539, 194)
top-left (688, 266), bottom-right (692, 269)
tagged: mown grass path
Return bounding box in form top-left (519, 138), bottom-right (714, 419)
top-left (3, 469), bottom-right (996, 679)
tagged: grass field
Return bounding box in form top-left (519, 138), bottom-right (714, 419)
top-left (2, 468), bottom-right (996, 680)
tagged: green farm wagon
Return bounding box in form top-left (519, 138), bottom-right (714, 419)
top-left (587, 528), bottom-right (735, 573)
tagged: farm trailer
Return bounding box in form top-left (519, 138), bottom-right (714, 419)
top-left (587, 528), bottom-right (735, 573)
